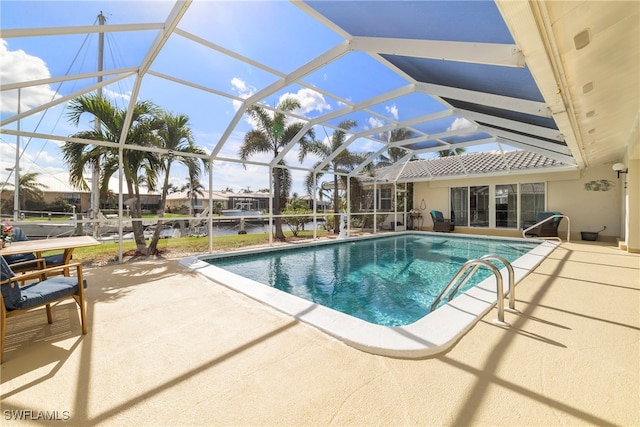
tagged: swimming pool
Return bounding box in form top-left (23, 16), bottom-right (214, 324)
top-left (181, 232), bottom-right (558, 357)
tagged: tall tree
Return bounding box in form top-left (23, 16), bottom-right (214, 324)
top-left (438, 145), bottom-right (466, 157)
top-left (300, 120), bottom-right (362, 234)
top-left (4, 172), bottom-right (49, 211)
top-left (376, 128), bottom-right (415, 168)
top-left (62, 94), bottom-right (162, 254)
top-left (148, 112), bottom-right (206, 253)
top-left (239, 98), bottom-right (315, 240)
top-left (180, 177), bottom-right (205, 217)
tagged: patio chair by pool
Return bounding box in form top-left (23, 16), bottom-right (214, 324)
top-left (523, 211), bottom-right (564, 238)
top-left (0, 255), bottom-right (87, 363)
top-left (430, 210), bottom-right (455, 232)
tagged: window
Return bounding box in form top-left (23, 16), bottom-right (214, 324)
top-left (379, 188), bottom-right (392, 211)
top-left (495, 184), bottom-right (517, 228)
top-left (520, 183), bottom-right (545, 225)
top-left (63, 193), bottom-right (80, 204)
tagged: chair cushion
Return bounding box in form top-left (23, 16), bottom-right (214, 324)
top-left (431, 210), bottom-right (444, 220)
top-left (9, 277), bottom-right (87, 311)
top-left (1, 256), bottom-right (21, 310)
top-left (44, 253), bottom-right (65, 267)
top-left (4, 252), bottom-right (37, 265)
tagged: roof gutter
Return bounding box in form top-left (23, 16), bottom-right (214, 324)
top-left (495, 1), bottom-right (587, 169)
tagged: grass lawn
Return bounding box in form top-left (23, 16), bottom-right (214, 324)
top-left (69, 229), bottom-right (331, 265)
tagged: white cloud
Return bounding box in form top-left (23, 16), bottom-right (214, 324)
top-left (447, 117), bottom-right (474, 132)
top-left (0, 40), bottom-right (60, 113)
top-left (230, 77), bottom-right (256, 112)
top-left (103, 87), bottom-right (131, 104)
top-left (234, 82), bottom-right (332, 130)
top-left (279, 87), bottom-right (331, 116)
top-left (231, 77), bottom-right (249, 94)
top-left (367, 116), bottom-right (385, 129)
top-left (385, 104), bottom-right (399, 120)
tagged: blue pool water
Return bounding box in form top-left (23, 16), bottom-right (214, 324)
top-left (206, 234), bottom-right (540, 327)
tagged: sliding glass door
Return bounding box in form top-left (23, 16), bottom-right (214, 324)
top-left (469, 186), bottom-right (489, 227)
top-left (495, 184), bottom-right (518, 228)
top-left (451, 183), bottom-right (545, 228)
top-left (450, 187), bottom-right (468, 226)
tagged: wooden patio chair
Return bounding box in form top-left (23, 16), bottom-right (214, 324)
top-left (0, 255), bottom-right (88, 363)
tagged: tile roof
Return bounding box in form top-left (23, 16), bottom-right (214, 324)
top-left (370, 150), bottom-right (573, 182)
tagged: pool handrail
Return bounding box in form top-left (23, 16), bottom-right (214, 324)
top-left (522, 214), bottom-right (570, 242)
top-left (480, 254), bottom-right (517, 312)
top-left (430, 257), bottom-right (512, 326)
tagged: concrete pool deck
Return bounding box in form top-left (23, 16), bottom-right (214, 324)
top-left (1, 240), bottom-right (638, 425)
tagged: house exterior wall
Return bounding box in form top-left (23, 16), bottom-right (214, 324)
top-left (624, 134), bottom-right (640, 252)
top-left (412, 164), bottom-right (622, 242)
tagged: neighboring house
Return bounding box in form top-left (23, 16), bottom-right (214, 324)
top-left (0, 182), bottom-right (160, 214)
top-left (165, 191), bottom-right (230, 214)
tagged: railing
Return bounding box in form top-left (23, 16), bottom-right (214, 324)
top-left (522, 214), bottom-right (570, 242)
top-left (430, 254), bottom-right (517, 326)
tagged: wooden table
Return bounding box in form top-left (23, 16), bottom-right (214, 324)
top-left (0, 236), bottom-right (100, 265)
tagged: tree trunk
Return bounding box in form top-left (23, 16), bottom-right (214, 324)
top-left (273, 167), bottom-right (285, 240)
top-left (127, 181), bottom-right (148, 255)
top-left (148, 163), bottom-right (171, 254)
top-left (333, 174), bottom-right (340, 234)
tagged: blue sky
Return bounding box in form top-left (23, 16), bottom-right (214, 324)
top-left (0, 1), bottom-right (481, 196)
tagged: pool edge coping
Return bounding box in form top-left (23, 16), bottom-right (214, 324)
top-left (180, 232), bottom-right (559, 358)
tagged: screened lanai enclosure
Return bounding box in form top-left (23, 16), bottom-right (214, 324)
top-left (1, 1), bottom-right (638, 257)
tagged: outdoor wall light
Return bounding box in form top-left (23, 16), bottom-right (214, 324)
top-left (612, 162), bottom-right (628, 178)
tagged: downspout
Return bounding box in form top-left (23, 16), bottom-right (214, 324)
top-left (208, 161), bottom-right (213, 253)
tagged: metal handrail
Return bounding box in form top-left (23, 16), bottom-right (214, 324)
top-left (522, 214), bottom-right (570, 242)
top-left (480, 255), bottom-right (517, 313)
top-left (430, 256), bottom-right (514, 326)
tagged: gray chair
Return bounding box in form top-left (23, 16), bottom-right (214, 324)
top-left (0, 255), bottom-right (88, 363)
top-left (523, 212), bottom-right (563, 238)
top-left (430, 210), bottom-right (455, 232)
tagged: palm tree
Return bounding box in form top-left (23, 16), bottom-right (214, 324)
top-left (167, 183), bottom-right (180, 194)
top-left (148, 112), bottom-right (206, 253)
top-left (239, 98), bottom-right (315, 240)
top-left (438, 144), bottom-right (466, 157)
top-left (4, 172), bottom-right (49, 212)
top-left (213, 201), bottom-right (224, 215)
top-left (62, 94), bottom-right (162, 254)
top-left (376, 128), bottom-right (415, 167)
top-left (300, 120), bottom-right (362, 234)
top-left (180, 177), bottom-right (205, 217)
